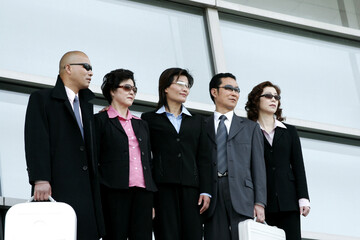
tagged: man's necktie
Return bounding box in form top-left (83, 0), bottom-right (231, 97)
top-left (73, 96), bottom-right (84, 139)
top-left (216, 115), bottom-right (228, 174)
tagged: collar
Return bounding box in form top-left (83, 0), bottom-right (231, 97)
top-left (257, 119), bottom-right (287, 131)
top-left (64, 86), bottom-right (78, 103)
top-left (107, 105), bottom-right (140, 120)
top-left (214, 110), bottom-right (234, 121)
top-left (156, 105), bottom-right (192, 116)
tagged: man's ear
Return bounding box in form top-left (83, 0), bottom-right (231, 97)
top-left (210, 88), bottom-right (218, 99)
top-left (64, 64), bottom-right (72, 74)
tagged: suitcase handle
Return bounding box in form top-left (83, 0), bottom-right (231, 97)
top-left (253, 217), bottom-right (268, 225)
top-left (27, 196), bottom-right (56, 202)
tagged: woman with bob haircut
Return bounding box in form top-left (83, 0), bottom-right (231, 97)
top-left (95, 69), bottom-right (157, 240)
top-left (141, 68), bottom-right (212, 240)
top-left (245, 81), bottom-right (310, 240)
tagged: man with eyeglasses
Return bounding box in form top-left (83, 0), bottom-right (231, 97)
top-left (25, 51), bottom-right (105, 240)
top-left (203, 73), bottom-right (266, 240)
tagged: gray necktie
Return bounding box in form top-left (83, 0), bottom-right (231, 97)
top-left (216, 115), bottom-right (228, 174)
top-left (73, 96), bottom-right (84, 139)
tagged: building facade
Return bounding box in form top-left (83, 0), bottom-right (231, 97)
top-left (0, 0), bottom-right (359, 239)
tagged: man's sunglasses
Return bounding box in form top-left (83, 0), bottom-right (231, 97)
top-left (117, 84), bottom-right (138, 94)
top-left (218, 85), bottom-right (240, 93)
top-left (260, 94), bottom-right (281, 101)
top-left (69, 63), bottom-right (93, 71)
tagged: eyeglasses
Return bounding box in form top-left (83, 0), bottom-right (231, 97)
top-left (173, 81), bottom-right (190, 89)
top-left (218, 85), bottom-right (240, 93)
top-left (260, 94), bottom-right (281, 100)
top-left (117, 84), bottom-right (138, 94)
top-left (68, 63), bottom-right (93, 71)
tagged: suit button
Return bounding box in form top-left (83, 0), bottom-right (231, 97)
top-left (141, 152), bottom-right (145, 155)
top-left (178, 153), bottom-right (181, 158)
top-left (144, 166), bottom-right (147, 170)
top-left (80, 146), bottom-right (85, 151)
top-left (272, 167), bottom-right (276, 171)
top-left (270, 149), bottom-right (273, 153)
top-left (83, 166), bottom-right (88, 171)
top-left (176, 138), bottom-right (180, 142)
top-left (213, 162), bottom-right (217, 166)
top-left (138, 138), bottom-right (142, 142)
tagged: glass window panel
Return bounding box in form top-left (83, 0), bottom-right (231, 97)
top-left (222, 0), bottom-right (360, 29)
top-left (220, 14), bottom-right (360, 130)
top-left (301, 137), bottom-right (360, 237)
top-left (0, 89), bottom-right (107, 199)
top-left (0, 0), bottom-right (213, 104)
top-left (0, 90), bottom-right (31, 199)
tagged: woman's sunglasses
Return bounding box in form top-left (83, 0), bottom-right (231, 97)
top-left (260, 94), bottom-right (281, 101)
top-left (117, 84), bottom-right (138, 94)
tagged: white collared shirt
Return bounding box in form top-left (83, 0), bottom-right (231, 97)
top-left (214, 110), bottom-right (233, 135)
top-left (65, 86), bottom-right (83, 127)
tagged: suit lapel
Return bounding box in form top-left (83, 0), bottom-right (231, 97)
top-left (228, 114), bottom-right (245, 141)
top-left (51, 76), bottom-right (78, 122)
top-left (160, 113), bottom-right (179, 135)
top-left (109, 117), bottom-right (126, 134)
top-left (206, 114), bottom-right (216, 144)
top-left (131, 118), bottom-right (140, 136)
top-left (272, 127), bottom-right (285, 146)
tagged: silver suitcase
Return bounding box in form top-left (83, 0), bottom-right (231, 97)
top-left (5, 196), bottom-right (77, 240)
top-left (238, 218), bottom-right (286, 240)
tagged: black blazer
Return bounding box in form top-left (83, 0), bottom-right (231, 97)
top-left (25, 76), bottom-right (105, 238)
top-left (94, 111), bottom-right (157, 192)
top-left (264, 123), bottom-right (309, 212)
top-left (141, 111), bottom-right (212, 194)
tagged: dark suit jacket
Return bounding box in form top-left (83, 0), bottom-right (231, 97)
top-left (264, 123), bottom-right (309, 212)
top-left (205, 113), bottom-right (267, 218)
top-left (141, 111), bottom-right (212, 194)
top-left (24, 76), bottom-right (105, 239)
top-left (94, 111), bottom-right (157, 192)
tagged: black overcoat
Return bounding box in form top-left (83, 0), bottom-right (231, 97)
top-left (24, 76), bottom-right (105, 240)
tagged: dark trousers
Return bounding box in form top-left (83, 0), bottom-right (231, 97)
top-left (204, 177), bottom-right (249, 240)
top-left (266, 211), bottom-right (301, 240)
top-left (101, 186), bottom-right (153, 240)
top-left (153, 184), bottom-right (202, 240)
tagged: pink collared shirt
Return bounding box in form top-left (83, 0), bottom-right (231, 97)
top-left (107, 106), bottom-right (145, 188)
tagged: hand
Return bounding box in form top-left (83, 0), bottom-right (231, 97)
top-left (34, 181), bottom-right (52, 201)
top-left (152, 208), bottom-right (155, 219)
top-left (99, 106), bottom-right (109, 113)
top-left (300, 206), bottom-right (310, 217)
top-left (254, 204), bottom-right (265, 222)
top-left (198, 195), bottom-right (210, 214)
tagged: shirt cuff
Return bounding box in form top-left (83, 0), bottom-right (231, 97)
top-left (200, 193), bottom-right (212, 198)
top-left (255, 202), bottom-right (265, 208)
top-left (299, 198), bottom-right (310, 208)
top-left (35, 180), bottom-right (50, 184)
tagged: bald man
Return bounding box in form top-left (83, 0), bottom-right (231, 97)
top-left (25, 51), bottom-right (105, 240)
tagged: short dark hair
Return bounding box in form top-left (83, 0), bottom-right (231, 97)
top-left (209, 73), bottom-right (236, 103)
top-left (157, 68), bottom-right (194, 110)
top-left (101, 69), bottom-right (135, 104)
top-left (245, 81), bottom-right (284, 121)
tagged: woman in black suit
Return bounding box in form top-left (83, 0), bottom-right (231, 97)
top-left (95, 69), bottom-right (157, 240)
top-left (141, 68), bottom-right (212, 240)
top-left (245, 81), bottom-right (310, 240)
